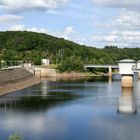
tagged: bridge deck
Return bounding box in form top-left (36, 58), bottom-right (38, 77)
top-left (132, 68), bottom-right (140, 72)
top-left (85, 64), bottom-right (119, 69)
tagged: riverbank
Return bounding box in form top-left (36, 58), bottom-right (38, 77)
top-left (34, 66), bottom-right (106, 77)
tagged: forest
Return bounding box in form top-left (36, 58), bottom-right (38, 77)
top-left (0, 31), bottom-right (140, 71)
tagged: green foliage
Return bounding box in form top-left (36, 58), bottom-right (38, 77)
top-left (59, 56), bottom-right (84, 72)
top-left (8, 132), bottom-right (23, 140)
top-left (1, 31), bottom-right (140, 72)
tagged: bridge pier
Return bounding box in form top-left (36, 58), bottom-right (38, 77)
top-left (108, 66), bottom-right (112, 78)
top-left (84, 64), bottom-right (118, 77)
top-left (121, 75), bottom-right (133, 88)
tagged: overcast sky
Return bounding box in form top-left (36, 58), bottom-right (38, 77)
top-left (0, 0), bottom-right (140, 48)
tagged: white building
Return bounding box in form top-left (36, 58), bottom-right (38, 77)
top-left (118, 59), bottom-right (136, 75)
top-left (136, 60), bottom-right (140, 69)
top-left (41, 59), bottom-right (50, 66)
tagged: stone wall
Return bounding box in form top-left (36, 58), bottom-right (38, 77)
top-left (0, 68), bottom-right (33, 84)
top-left (34, 67), bottom-right (57, 77)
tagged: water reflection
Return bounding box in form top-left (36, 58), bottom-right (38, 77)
top-left (1, 76), bottom-right (140, 140)
top-left (117, 88), bottom-right (136, 114)
top-left (108, 77), bottom-right (112, 85)
top-left (41, 80), bottom-right (48, 97)
top-left (0, 80), bottom-right (84, 111)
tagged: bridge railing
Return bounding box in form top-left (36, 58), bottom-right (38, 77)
top-left (84, 64), bottom-right (119, 69)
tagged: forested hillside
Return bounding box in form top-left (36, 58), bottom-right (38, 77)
top-left (0, 31), bottom-right (140, 71)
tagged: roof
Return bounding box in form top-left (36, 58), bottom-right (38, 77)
top-left (118, 59), bottom-right (136, 63)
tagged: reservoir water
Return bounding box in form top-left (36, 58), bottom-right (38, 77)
top-left (0, 75), bottom-right (140, 140)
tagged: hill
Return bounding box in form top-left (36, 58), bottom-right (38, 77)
top-left (0, 31), bottom-right (140, 71)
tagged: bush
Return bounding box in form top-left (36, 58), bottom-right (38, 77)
top-left (8, 132), bottom-right (23, 140)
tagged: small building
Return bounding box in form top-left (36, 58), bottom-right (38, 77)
top-left (118, 59), bottom-right (136, 75)
top-left (41, 59), bottom-right (50, 66)
top-left (136, 60), bottom-right (140, 69)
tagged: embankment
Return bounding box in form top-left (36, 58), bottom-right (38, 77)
top-left (0, 68), bottom-right (40, 96)
top-left (34, 67), bottom-right (101, 80)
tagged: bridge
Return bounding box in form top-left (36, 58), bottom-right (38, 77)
top-left (84, 64), bottom-right (119, 69)
top-left (132, 68), bottom-right (140, 73)
top-left (84, 64), bottom-right (119, 77)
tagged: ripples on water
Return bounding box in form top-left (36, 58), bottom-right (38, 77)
top-left (0, 75), bottom-right (140, 140)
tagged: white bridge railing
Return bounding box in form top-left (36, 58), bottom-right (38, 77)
top-left (84, 64), bottom-right (119, 69)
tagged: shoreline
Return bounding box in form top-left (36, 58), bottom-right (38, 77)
top-left (0, 71), bottom-right (108, 96)
top-left (34, 66), bottom-right (108, 77)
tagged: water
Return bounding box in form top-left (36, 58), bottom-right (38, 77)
top-left (0, 75), bottom-right (140, 140)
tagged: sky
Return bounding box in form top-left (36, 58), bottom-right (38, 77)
top-left (0, 0), bottom-right (140, 48)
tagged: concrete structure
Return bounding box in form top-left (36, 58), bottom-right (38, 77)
top-left (136, 60), bottom-right (140, 78)
top-left (41, 59), bottom-right (50, 66)
top-left (118, 59), bottom-right (136, 88)
top-left (23, 63), bottom-right (35, 74)
top-left (0, 68), bottom-right (33, 84)
top-left (34, 67), bottom-right (56, 77)
top-left (23, 63), bottom-right (32, 68)
top-left (84, 64), bottom-right (118, 77)
top-left (118, 59), bottom-right (136, 75)
top-left (117, 88), bottom-right (136, 114)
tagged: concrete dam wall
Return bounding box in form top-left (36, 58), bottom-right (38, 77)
top-left (34, 67), bottom-right (57, 77)
top-left (0, 68), bottom-right (33, 84)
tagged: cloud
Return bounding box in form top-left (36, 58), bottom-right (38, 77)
top-left (92, 0), bottom-right (140, 9)
top-left (63, 26), bottom-right (75, 39)
top-left (92, 0), bottom-right (140, 47)
top-left (9, 24), bottom-right (49, 33)
top-left (0, 14), bottom-right (23, 23)
top-left (92, 30), bottom-right (140, 47)
top-left (9, 24), bottom-right (75, 40)
top-left (94, 9), bottom-right (140, 30)
top-left (0, 0), bottom-right (68, 13)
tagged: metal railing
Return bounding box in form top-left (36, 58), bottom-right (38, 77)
top-left (0, 60), bottom-right (24, 70)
